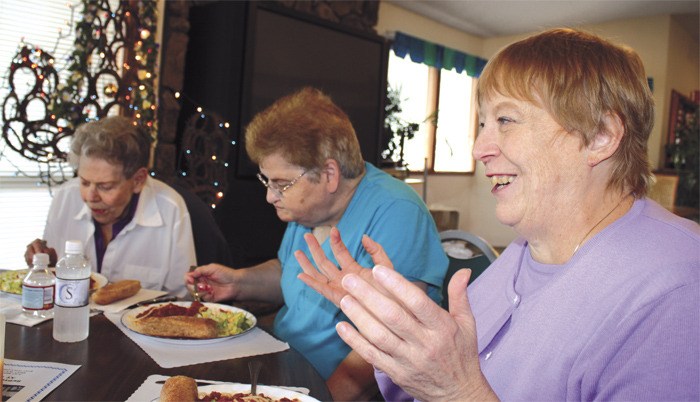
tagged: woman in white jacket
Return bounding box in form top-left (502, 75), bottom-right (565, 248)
top-left (25, 116), bottom-right (196, 297)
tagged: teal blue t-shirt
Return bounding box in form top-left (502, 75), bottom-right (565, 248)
top-left (274, 162), bottom-right (448, 379)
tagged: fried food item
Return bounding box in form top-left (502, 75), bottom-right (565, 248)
top-left (130, 316), bottom-right (218, 339)
top-left (161, 375), bottom-right (198, 402)
top-left (159, 375), bottom-right (303, 402)
top-left (91, 279), bottom-right (141, 305)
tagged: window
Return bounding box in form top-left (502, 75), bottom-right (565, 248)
top-left (387, 51), bottom-right (477, 174)
top-left (386, 31), bottom-right (486, 174)
top-left (0, 0), bottom-right (80, 267)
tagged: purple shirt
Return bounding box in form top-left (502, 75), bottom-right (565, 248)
top-left (377, 198), bottom-right (700, 401)
top-left (93, 194), bottom-right (139, 273)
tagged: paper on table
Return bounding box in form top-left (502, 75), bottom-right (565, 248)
top-left (126, 374), bottom-right (310, 402)
top-left (0, 293), bottom-right (49, 327)
top-left (105, 311), bottom-right (290, 368)
top-left (0, 292), bottom-right (101, 327)
top-left (89, 288), bottom-right (167, 314)
top-left (3, 359), bottom-right (80, 402)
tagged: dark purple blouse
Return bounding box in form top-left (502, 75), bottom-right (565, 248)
top-left (93, 194), bottom-right (140, 273)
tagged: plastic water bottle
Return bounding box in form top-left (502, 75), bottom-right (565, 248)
top-left (21, 253), bottom-right (55, 319)
top-left (53, 240), bottom-right (91, 342)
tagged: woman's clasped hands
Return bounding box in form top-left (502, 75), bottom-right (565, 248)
top-left (296, 227), bottom-right (497, 401)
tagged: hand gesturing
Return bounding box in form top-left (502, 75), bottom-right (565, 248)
top-left (295, 227), bottom-right (393, 307)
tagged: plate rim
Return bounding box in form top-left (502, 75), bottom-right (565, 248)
top-left (121, 301), bottom-right (257, 344)
top-left (196, 383), bottom-right (319, 402)
top-left (0, 269), bottom-right (107, 295)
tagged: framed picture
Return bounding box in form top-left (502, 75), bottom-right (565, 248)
top-left (664, 90), bottom-right (699, 211)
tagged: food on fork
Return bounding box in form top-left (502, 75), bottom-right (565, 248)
top-left (91, 279), bottom-right (141, 304)
top-left (159, 375), bottom-right (303, 402)
top-left (125, 301), bottom-right (253, 339)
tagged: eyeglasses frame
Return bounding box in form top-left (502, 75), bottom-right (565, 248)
top-left (256, 170), bottom-right (307, 198)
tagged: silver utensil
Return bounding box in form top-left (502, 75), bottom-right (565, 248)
top-left (134, 295), bottom-right (177, 308)
top-left (249, 360), bottom-right (262, 396)
top-left (124, 295), bottom-right (176, 310)
top-left (189, 265), bottom-right (202, 302)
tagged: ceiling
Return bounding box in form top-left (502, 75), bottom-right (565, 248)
top-left (387, 0), bottom-right (700, 39)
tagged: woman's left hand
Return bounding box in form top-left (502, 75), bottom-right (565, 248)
top-left (296, 227), bottom-right (393, 307)
top-left (298, 227), bottom-right (497, 401)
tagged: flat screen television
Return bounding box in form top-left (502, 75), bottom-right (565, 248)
top-left (237, 3), bottom-right (388, 176)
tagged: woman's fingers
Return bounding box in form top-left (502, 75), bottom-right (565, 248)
top-left (337, 286), bottom-right (408, 363)
top-left (295, 249), bottom-right (328, 284)
top-left (361, 235), bottom-right (394, 269)
top-left (447, 269), bottom-right (472, 318)
top-left (335, 313), bottom-right (396, 370)
top-left (372, 265), bottom-right (447, 329)
top-left (303, 232), bottom-right (345, 280)
top-left (341, 265), bottom-right (447, 347)
top-left (328, 228), bottom-right (360, 272)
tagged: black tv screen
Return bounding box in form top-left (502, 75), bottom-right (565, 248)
top-left (237, 4), bottom-right (387, 176)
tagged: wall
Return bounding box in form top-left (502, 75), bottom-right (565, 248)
top-left (376, 2), bottom-right (515, 247)
top-left (665, 15), bottom-right (700, 165)
top-left (378, 3), bottom-right (699, 248)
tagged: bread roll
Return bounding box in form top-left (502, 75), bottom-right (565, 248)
top-left (160, 375), bottom-right (197, 402)
top-left (131, 316), bottom-right (218, 339)
top-left (91, 279), bottom-right (141, 305)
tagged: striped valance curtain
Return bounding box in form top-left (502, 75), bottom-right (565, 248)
top-left (391, 31), bottom-right (488, 78)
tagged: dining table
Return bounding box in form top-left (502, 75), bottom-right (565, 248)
top-left (5, 309), bottom-right (333, 401)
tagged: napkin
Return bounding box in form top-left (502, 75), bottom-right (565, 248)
top-left (89, 288), bottom-right (168, 314)
top-left (126, 374), bottom-right (311, 402)
top-left (105, 311), bottom-right (290, 368)
top-left (0, 292), bottom-right (50, 327)
top-left (0, 293), bottom-right (102, 327)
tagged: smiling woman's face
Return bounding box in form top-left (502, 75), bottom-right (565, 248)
top-left (473, 93), bottom-right (589, 235)
top-left (78, 155), bottom-right (145, 226)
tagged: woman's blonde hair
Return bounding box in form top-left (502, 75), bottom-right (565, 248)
top-left (245, 87), bottom-right (365, 179)
top-left (478, 28), bottom-right (654, 196)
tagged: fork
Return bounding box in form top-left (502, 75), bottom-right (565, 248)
top-left (249, 360), bottom-right (262, 395)
top-left (189, 265), bottom-right (202, 302)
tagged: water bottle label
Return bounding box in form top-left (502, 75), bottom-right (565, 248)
top-left (54, 278), bottom-right (90, 307)
top-left (22, 285), bottom-right (54, 310)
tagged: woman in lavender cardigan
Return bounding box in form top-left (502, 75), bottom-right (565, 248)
top-left (296, 28), bottom-right (699, 401)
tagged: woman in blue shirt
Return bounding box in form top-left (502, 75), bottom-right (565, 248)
top-left (187, 87), bottom-right (447, 401)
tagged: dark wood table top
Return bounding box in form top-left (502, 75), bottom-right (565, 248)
top-left (5, 313), bottom-right (332, 401)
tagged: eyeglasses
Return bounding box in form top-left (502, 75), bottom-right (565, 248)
top-left (256, 170), bottom-right (307, 198)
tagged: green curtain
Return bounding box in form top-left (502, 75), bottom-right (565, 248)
top-left (391, 31), bottom-right (487, 77)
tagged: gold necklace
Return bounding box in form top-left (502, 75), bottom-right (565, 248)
top-left (572, 195), bottom-right (630, 255)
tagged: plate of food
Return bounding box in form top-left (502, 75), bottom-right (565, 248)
top-left (0, 269), bottom-right (107, 296)
top-left (159, 376), bottom-right (319, 402)
top-left (121, 301), bottom-right (256, 345)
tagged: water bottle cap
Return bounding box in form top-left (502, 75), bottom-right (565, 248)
top-left (33, 253), bottom-right (49, 265)
top-left (65, 240), bottom-right (83, 254)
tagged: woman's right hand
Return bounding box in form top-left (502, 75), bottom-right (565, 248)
top-left (185, 263), bottom-right (240, 302)
top-left (24, 239), bottom-right (57, 267)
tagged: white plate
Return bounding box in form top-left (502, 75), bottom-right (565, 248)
top-left (0, 269), bottom-right (107, 296)
top-left (121, 301), bottom-right (257, 345)
top-left (196, 383), bottom-right (319, 402)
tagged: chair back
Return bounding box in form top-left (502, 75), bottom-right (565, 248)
top-left (169, 180), bottom-right (233, 266)
top-left (439, 230), bottom-right (499, 309)
top-left (648, 173), bottom-right (679, 211)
